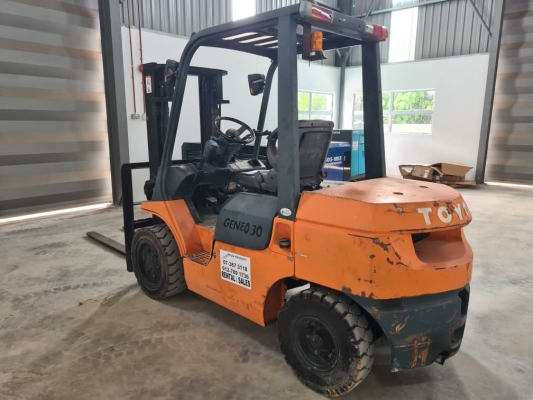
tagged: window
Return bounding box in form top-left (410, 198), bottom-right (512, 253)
top-left (232, 0), bottom-right (255, 21)
top-left (298, 91), bottom-right (334, 121)
top-left (352, 90), bottom-right (435, 134)
top-left (388, 6), bottom-right (418, 63)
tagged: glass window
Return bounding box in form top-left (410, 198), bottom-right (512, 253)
top-left (352, 90), bottom-right (435, 134)
top-left (232, 0), bottom-right (255, 21)
top-left (298, 91), bottom-right (334, 121)
top-left (388, 7), bottom-right (418, 63)
top-left (311, 93), bottom-right (333, 112)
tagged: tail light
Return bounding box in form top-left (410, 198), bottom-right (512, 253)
top-left (365, 23), bottom-right (389, 40)
top-left (374, 24), bottom-right (389, 39)
top-left (310, 4), bottom-right (333, 23)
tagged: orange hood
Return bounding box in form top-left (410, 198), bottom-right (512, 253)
top-left (296, 177), bottom-right (472, 234)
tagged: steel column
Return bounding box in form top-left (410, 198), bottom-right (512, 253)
top-left (475, 0), bottom-right (505, 184)
top-left (277, 15), bottom-right (299, 220)
top-left (337, 49), bottom-right (351, 128)
top-left (253, 60), bottom-right (278, 159)
top-left (362, 41), bottom-right (386, 179)
top-left (99, 0), bottom-right (130, 204)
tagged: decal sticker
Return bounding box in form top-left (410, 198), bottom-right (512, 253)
top-left (418, 202), bottom-right (471, 226)
top-left (280, 208), bottom-right (292, 217)
top-left (145, 76), bottom-right (152, 93)
top-left (220, 250), bottom-right (251, 290)
top-left (222, 218), bottom-right (263, 237)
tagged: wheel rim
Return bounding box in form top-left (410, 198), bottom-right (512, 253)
top-left (294, 316), bottom-right (339, 371)
top-left (137, 242), bottom-right (161, 290)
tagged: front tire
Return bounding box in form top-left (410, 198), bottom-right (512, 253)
top-left (131, 224), bottom-right (187, 300)
top-left (277, 287), bottom-right (374, 397)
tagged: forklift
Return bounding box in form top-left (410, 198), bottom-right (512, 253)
top-left (120, 2), bottom-right (473, 396)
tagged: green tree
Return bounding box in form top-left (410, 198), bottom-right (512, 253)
top-left (311, 94), bottom-right (329, 111)
top-left (298, 92), bottom-right (310, 111)
top-left (393, 91), bottom-right (434, 124)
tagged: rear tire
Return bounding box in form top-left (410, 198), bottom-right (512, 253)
top-left (277, 286), bottom-right (374, 397)
top-left (131, 224), bottom-right (187, 299)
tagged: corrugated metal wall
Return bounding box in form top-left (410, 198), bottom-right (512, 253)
top-left (416, 0), bottom-right (492, 59)
top-left (0, 0), bottom-right (111, 217)
top-left (120, 0), bottom-right (232, 37)
top-left (349, 0), bottom-right (494, 65)
top-left (256, 0), bottom-right (338, 12)
top-left (486, 0), bottom-right (533, 183)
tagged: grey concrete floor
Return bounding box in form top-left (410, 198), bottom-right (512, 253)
top-left (1, 184), bottom-right (532, 400)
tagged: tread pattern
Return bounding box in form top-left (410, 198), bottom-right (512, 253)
top-left (148, 225), bottom-right (187, 297)
top-left (133, 224), bottom-right (186, 299)
top-left (278, 286), bottom-right (375, 397)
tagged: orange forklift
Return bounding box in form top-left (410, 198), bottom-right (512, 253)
top-left (121, 2), bottom-right (473, 396)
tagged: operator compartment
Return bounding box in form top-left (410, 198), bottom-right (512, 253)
top-left (294, 177), bottom-right (474, 299)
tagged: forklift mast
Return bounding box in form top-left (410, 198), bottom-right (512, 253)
top-left (142, 61), bottom-right (228, 181)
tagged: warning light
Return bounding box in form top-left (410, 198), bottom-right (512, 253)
top-left (310, 4), bottom-right (333, 24)
top-left (311, 32), bottom-right (323, 52)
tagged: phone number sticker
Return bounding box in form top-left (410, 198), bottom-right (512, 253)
top-left (220, 250), bottom-right (251, 290)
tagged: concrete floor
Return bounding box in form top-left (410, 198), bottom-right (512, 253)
top-left (1, 184), bottom-right (532, 400)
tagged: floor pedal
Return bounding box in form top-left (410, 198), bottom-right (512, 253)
top-left (184, 250), bottom-right (211, 266)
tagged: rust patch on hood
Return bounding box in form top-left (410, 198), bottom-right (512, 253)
top-left (341, 285), bottom-right (352, 294)
top-left (372, 238), bottom-right (391, 251)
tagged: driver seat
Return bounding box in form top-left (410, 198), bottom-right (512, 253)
top-left (236, 120), bottom-right (334, 193)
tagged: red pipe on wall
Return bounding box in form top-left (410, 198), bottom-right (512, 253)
top-left (126, 0), bottom-right (137, 114)
top-left (137, 0), bottom-right (146, 115)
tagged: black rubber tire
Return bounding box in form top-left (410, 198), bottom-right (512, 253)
top-left (278, 286), bottom-right (374, 397)
top-left (131, 224), bottom-right (187, 300)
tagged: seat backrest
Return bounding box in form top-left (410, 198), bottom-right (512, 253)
top-left (297, 120), bottom-right (334, 187)
top-left (263, 119), bottom-right (334, 192)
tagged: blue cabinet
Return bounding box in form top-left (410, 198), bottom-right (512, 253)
top-left (351, 130), bottom-right (365, 178)
top-left (324, 141), bottom-right (351, 181)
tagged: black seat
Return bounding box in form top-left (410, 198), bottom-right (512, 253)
top-left (236, 120), bottom-right (334, 193)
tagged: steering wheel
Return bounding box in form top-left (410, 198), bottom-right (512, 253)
top-left (213, 116), bottom-right (256, 145)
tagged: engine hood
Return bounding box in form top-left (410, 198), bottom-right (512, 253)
top-left (296, 177), bottom-right (472, 233)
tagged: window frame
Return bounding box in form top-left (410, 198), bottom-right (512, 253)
top-left (352, 89), bottom-right (436, 135)
top-left (298, 90), bottom-right (335, 121)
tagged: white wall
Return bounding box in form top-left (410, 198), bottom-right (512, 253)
top-left (342, 54), bottom-right (489, 181)
top-left (121, 27), bottom-right (340, 200)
